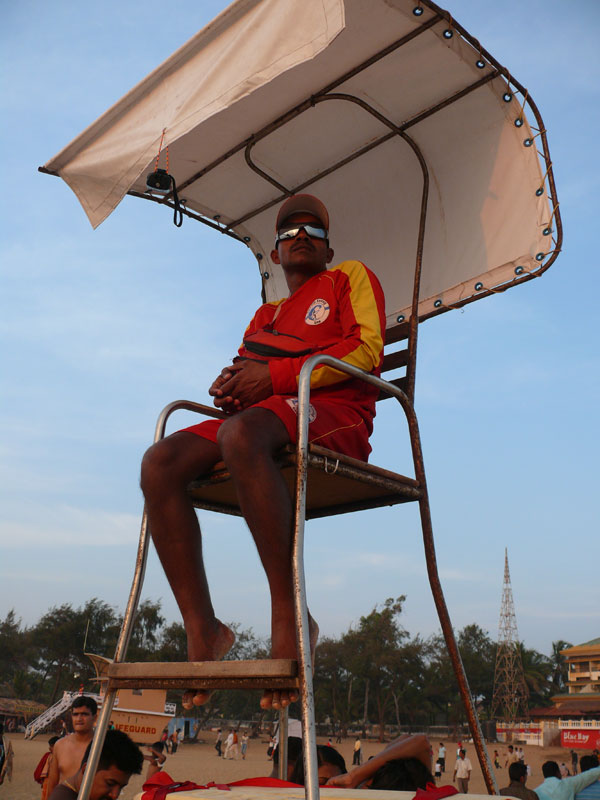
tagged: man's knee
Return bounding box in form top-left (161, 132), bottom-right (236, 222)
top-left (140, 432), bottom-right (217, 495)
top-left (217, 409), bottom-right (289, 461)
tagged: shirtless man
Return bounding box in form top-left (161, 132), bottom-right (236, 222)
top-left (46, 695), bottom-right (97, 796)
top-left (141, 194), bottom-right (385, 711)
top-left (48, 728), bottom-right (143, 800)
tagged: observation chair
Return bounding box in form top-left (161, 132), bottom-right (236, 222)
top-left (40, 1), bottom-right (561, 798)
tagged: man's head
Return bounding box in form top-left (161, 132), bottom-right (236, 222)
top-left (79, 729), bottom-right (143, 800)
top-left (508, 745), bottom-right (514, 752)
top-left (459, 749), bottom-right (466, 759)
top-left (71, 696), bottom-right (98, 734)
top-left (271, 736), bottom-right (303, 780)
top-left (272, 195), bottom-right (334, 278)
top-left (580, 755), bottom-right (600, 772)
top-left (509, 762), bottom-right (528, 784)
top-left (542, 761), bottom-right (561, 779)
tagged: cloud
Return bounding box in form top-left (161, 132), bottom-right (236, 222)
top-left (0, 504), bottom-right (141, 548)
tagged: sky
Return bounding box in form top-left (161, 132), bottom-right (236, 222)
top-left (1, 0), bottom-right (599, 662)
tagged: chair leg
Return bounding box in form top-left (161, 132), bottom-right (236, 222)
top-left (418, 490), bottom-right (498, 794)
top-left (278, 707), bottom-right (289, 780)
top-left (293, 385), bottom-right (321, 800)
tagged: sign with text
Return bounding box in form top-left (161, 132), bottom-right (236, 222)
top-left (561, 729), bottom-right (600, 749)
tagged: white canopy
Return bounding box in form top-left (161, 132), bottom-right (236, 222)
top-left (43, 0), bottom-right (560, 328)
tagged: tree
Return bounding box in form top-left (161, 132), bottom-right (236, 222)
top-left (342, 597), bottom-right (410, 741)
top-left (458, 624), bottom-right (496, 717)
top-left (550, 640), bottom-right (572, 692)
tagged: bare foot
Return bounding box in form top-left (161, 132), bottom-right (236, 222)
top-left (182, 619), bottom-right (235, 710)
top-left (260, 613), bottom-right (319, 710)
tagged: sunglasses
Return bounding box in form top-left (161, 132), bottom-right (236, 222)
top-left (276, 223), bottom-right (328, 244)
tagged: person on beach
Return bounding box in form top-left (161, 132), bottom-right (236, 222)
top-left (215, 728), bottom-right (223, 757)
top-left (290, 743), bottom-right (346, 786)
top-left (353, 737), bottom-right (362, 765)
top-left (507, 745), bottom-right (520, 769)
top-left (326, 733), bottom-right (432, 790)
top-left (575, 755), bottom-right (600, 800)
top-left (499, 761), bottom-right (539, 800)
top-left (48, 729), bottom-right (142, 800)
top-left (144, 741), bottom-right (167, 780)
top-left (438, 742), bottom-right (446, 772)
top-left (535, 759), bottom-right (600, 800)
top-left (453, 748), bottom-right (472, 793)
top-left (224, 729), bottom-right (235, 760)
top-left (141, 194), bottom-right (385, 711)
top-left (34, 736), bottom-right (60, 799)
top-left (46, 696), bottom-right (97, 797)
top-left (241, 732), bottom-right (249, 760)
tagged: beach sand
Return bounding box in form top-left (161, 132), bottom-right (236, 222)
top-left (0, 732), bottom-right (579, 800)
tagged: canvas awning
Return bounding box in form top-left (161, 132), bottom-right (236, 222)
top-left (42, 0), bottom-right (560, 328)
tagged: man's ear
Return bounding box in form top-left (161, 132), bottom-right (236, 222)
top-left (326, 247), bottom-right (334, 264)
top-left (271, 247), bottom-right (281, 264)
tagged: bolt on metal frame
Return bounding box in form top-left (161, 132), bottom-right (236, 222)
top-left (73, 2), bottom-right (561, 798)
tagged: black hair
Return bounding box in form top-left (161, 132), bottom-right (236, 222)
top-left (272, 736), bottom-right (303, 768)
top-left (509, 762), bottom-right (527, 782)
top-left (289, 744), bottom-right (346, 786)
top-left (49, 736), bottom-right (60, 747)
top-left (82, 729), bottom-right (143, 774)
top-left (580, 755), bottom-right (600, 772)
top-left (150, 741), bottom-right (165, 752)
top-left (542, 761), bottom-right (561, 779)
top-left (72, 695), bottom-right (98, 715)
top-left (369, 757), bottom-right (434, 791)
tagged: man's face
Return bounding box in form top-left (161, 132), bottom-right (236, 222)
top-left (271, 212), bottom-right (334, 275)
top-left (72, 706), bottom-right (96, 734)
top-left (90, 765), bottom-right (131, 800)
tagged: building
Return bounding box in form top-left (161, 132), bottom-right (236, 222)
top-left (529, 638), bottom-right (600, 750)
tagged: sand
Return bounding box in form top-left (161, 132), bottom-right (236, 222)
top-left (0, 732), bottom-right (579, 799)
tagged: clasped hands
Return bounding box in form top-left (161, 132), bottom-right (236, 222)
top-left (209, 359), bottom-right (273, 413)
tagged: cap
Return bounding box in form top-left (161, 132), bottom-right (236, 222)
top-left (275, 194), bottom-right (329, 231)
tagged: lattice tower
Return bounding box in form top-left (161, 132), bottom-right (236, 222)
top-left (491, 548), bottom-right (529, 721)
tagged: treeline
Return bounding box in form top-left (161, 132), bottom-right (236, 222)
top-left (0, 597), bottom-right (570, 737)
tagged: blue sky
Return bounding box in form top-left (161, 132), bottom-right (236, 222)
top-left (1, 0), bottom-right (598, 659)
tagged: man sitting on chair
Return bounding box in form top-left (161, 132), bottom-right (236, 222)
top-left (141, 194), bottom-right (385, 710)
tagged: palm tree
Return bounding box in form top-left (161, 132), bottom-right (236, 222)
top-left (550, 640), bottom-right (572, 692)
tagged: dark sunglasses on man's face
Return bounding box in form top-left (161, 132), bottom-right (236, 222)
top-left (276, 223), bottom-right (328, 244)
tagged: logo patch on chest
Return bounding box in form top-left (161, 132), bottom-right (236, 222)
top-left (305, 298), bottom-right (330, 325)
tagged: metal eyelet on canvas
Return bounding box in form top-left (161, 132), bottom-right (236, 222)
top-left (514, 118), bottom-right (524, 127)
top-left (475, 282), bottom-right (483, 291)
top-left (514, 266), bottom-right (525, 275)
top-left (397, 314), bottom-right (405, 323)
top-left (434, 299), bottom-right (442, 308)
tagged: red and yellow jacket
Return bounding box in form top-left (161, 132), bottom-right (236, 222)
top-left (238, 259), bottom-right (385, 419)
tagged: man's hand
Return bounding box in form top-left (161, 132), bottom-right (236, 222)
top-left (209, 363), bottom-right (245, 413)
top-left (209, 360), bottom-right (273, 411)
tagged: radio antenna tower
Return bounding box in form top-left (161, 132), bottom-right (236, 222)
top-left (491, 548), bottom-right (529, 721)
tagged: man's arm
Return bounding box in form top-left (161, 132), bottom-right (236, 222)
top-left (326, 734), bottom-right (430, 788)
top-left (45, 742), bottom-right (61, 796)
top-left (566, 766), bottom-right (600, 794)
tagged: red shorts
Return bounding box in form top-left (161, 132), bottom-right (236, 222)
top-left (182, 395), bottom-right (372, 461)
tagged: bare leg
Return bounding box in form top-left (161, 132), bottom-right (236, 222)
top-left (217, 409), bottom-right (319, 708)
top-left (140, 431), bottom-right (235, 706)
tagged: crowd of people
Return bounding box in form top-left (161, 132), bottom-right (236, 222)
top-left (16, 695), bottom-right (600, 799)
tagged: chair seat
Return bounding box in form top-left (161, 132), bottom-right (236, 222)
top-left (188, 443), bottom-right (421, 519)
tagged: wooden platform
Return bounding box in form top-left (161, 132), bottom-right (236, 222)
top-left (101, 659), bottom-right (299, 691)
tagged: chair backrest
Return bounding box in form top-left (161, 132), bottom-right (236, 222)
top-left (378, 320), bottom-right (411, 401)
